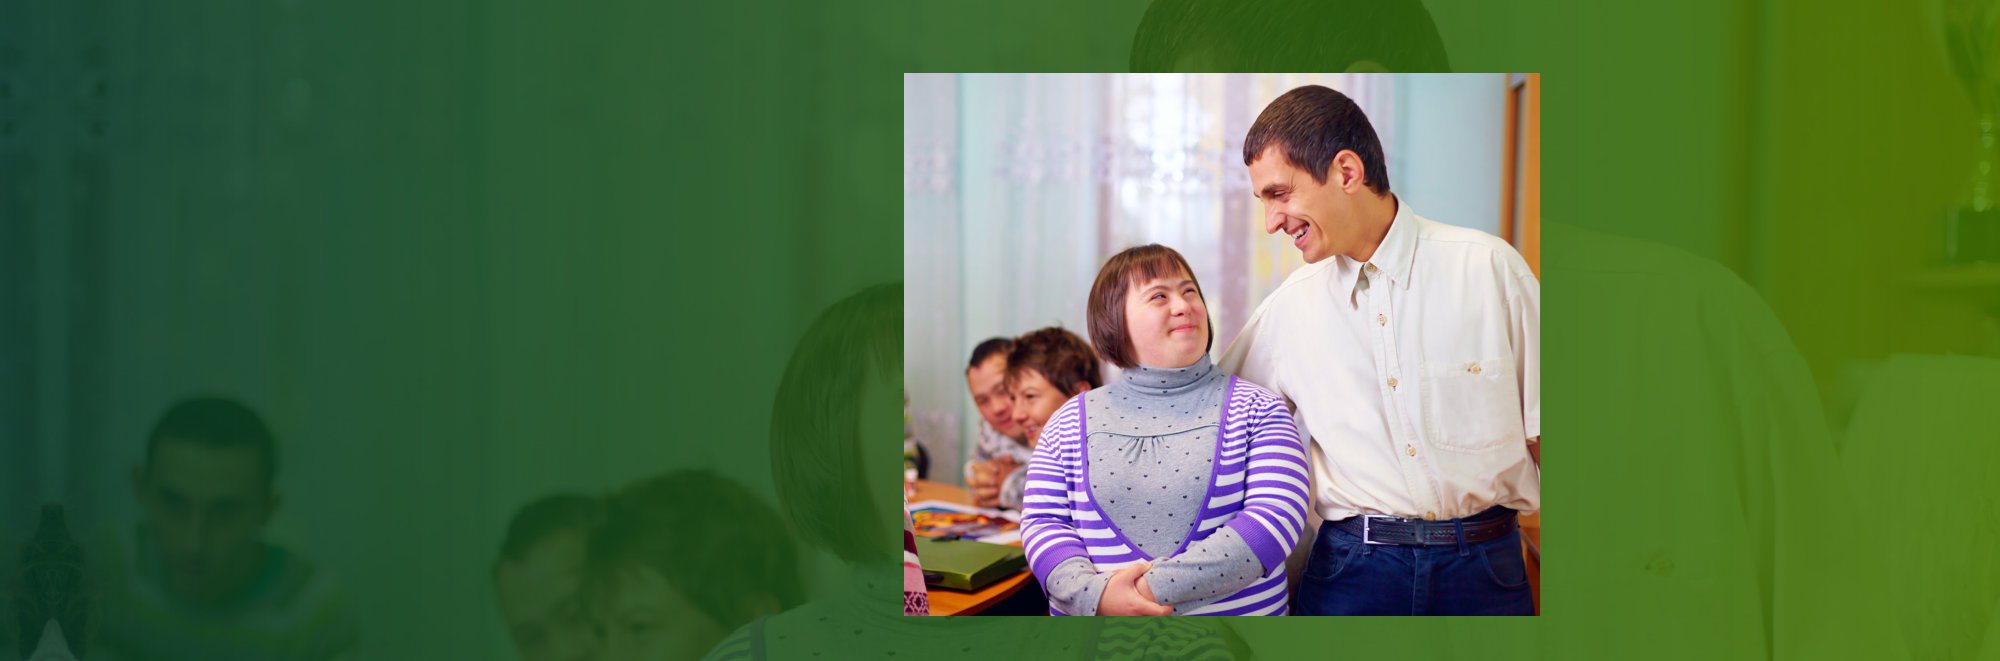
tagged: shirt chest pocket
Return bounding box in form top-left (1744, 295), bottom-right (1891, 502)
top-left (1421, 357), bottom-right (1524, 453)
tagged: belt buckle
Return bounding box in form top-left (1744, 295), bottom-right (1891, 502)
top-left (1360, 515), bottom-right (1397, 545)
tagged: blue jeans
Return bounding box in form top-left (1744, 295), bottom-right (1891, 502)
top-left (1294, 516), bottom-right (1534, 615)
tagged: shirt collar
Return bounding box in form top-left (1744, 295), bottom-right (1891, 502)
top-left (1334, 197), bottom-right (1418, 300)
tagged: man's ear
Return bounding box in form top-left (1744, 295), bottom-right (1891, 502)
top-left (1331, 150), bottom-right (1368, 194)
top-left (1071, 382), bottom-right (1093, 396)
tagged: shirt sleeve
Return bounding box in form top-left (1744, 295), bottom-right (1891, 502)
top-left (1018, 400), bottom-right (1095, 597)
top-left (1042, 556), bottom-right (1113, 616)
top-left (1141, 527), bottom-right (1268, 607)
top-left (997, 463), bottom-right (1028, 510)
top-left (1507, 262), bottom-right (1541, 441)
top-left (1221, 394), bottom-right (1310, 571)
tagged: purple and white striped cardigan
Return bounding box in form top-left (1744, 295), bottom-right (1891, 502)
top-left (1020, 376), bottom-right (1309, 616)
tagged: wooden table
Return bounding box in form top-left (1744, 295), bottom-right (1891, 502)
top-left (910, 480), bottom-right (1037, 616)
top-left (911, 481), bottom-right (1538, 615)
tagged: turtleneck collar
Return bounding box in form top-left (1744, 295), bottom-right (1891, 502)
top-left (1120, 353), bottom-right (1218, 399)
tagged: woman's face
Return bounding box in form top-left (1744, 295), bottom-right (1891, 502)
top-left (1010, 368), bottom-right (1083, 448)
top-left (1123, 269), bottom-right (1209, 369)
top-left (594, 565), bottom-right (729, 661)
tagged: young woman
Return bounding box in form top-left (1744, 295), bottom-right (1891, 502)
top-left (1020, 245), bottom-right (1309, 616)
top-left (1003, 327), bottom-right (1103, 451)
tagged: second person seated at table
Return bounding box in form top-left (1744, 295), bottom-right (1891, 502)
top-left (963, 337), bottom-right (1034, 509)
top-left (1003, 327), bottom-right (1102, 451)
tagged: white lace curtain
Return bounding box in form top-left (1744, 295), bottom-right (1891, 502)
top-left (906, 73), bottom-right (1500, 481)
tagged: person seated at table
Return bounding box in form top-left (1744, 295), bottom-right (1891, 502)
top-left (585, 470), bottom-right (803, 661)
top-left (1019, 245), bottom-right (1309, 616)
top-left (963, 337), bottom-right (1033, 509)
top-left (1003, 327), bottom-right (1102, 450)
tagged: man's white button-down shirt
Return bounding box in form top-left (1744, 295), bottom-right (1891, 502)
top-left (1220, 200), bottom-right (1540, 521)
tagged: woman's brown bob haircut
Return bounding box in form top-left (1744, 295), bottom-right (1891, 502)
top-left (1086, 244), bottom-right (1212, 369)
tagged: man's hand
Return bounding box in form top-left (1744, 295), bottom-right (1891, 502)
top-left (1098, 562), bottom-right (1173, 616)
top-left (970, 457), bottom-right (1023, 507)
top-left (966, 461), bottom-right (1001, 507)
top-left (989, 455), bottom-right (1021, 492)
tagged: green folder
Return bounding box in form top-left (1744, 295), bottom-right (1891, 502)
top-left (912, 537), bottom-right (1028, 591)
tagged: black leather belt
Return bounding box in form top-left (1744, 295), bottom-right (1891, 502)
top-left (1330, 507), bottom-right (1517, 546)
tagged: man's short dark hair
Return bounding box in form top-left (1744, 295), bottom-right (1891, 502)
top-left (145, 396), bottom-right (278, 490)
top-left (967, 337), bottom-right (1015, 370)
top-left (494, 492), bottom-right (598, 574)
top-left (1243, 85), bottom-right (1392, 196)
top-left (1129, 0), bottom-right (1451, 73)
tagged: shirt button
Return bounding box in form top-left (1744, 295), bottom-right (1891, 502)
top-left (1387, 376), bottom-right (1399, 389)
top-left (1365, 263), bottom-right (1378, 273)
top-left (1424, 511), bottom-right (1436, 520)
top-left (1376, 313), bottom-right (1387, 325)
top-left (1468, 362), bottom-right (1483, 375)
top-left (1405, 444), bottom-right (1416, 457)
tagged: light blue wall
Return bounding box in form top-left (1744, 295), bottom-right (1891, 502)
top-left (1394, 74), bottom-right (1508, 237)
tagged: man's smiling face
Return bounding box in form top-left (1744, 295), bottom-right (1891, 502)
top-left (1249, 145), bottom-right (1364, 264)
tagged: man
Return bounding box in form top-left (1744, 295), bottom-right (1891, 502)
top-left (1219, 85), bottom-right (1540, 615)
top-left (961, 337), bottom-right (1033, 509)
top-left (98, 396), bottom-right (360, 658)
top-left (494, 493), bottom-right (601, 661)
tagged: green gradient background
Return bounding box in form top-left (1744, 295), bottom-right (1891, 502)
top-left (1, 0), bottom-right (1988, 658)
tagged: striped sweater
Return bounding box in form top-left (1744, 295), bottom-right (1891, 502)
top-left (1020, 376), bottom-right (1309, 616)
